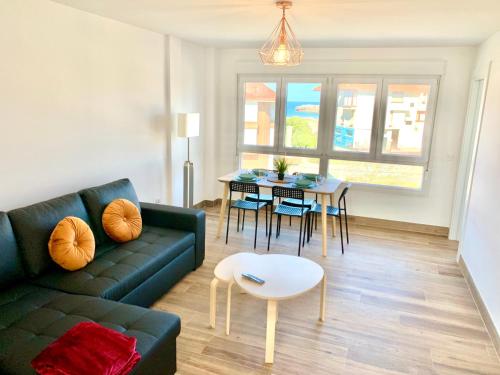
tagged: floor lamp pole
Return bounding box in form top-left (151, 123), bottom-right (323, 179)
top-left (183, 137), bottom-right (194, 208)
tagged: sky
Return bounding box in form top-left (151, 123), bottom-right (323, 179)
top-left (264, 82), bottom-right (321, 103)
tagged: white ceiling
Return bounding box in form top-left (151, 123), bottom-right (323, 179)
top-left (53, 0), bottom-right (500, 47)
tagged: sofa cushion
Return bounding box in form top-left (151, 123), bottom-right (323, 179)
top-left (0, 212), bottom-right (25, 289)
top-left (34, 225), bottom-right (195, 301)
top-left (102, 199), bottom-right (142, 243)
top-left (48, 216), bottom-right (96, 271)
top-left (79, 179), bottom-right (140, 246)
top-left (8, 194), bottom-right (92, 278)
top-left (0, 284), bottom-right (180, 375)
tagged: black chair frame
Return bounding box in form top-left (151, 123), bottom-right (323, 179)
top-left (226, 181), bottom-right (266, 249)
top-left (267, 186), bottom-right (311, 256)
top-left (312, 184), bottom-right (351, 253)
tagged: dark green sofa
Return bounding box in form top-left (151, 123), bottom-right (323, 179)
top-left (0, 179), bottom-right (205, 374)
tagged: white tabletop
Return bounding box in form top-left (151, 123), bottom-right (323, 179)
top-left (214, 252), bottom-right (258, 282)
top-left (233, 254), bottom-right (324, 301)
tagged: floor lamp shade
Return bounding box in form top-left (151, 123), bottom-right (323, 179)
top-left (177, 113), bottom-right (200, 138)
top-left (177, 113), bottom-right (200, 209)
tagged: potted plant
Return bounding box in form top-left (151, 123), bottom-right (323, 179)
top-left (274, 157), bottom-right (289, 181)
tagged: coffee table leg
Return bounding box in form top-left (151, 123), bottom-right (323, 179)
top-left (320, 275), bottom-right (326, 322)
top-left (265, 300), bottom-right (278, 364)
top-left (216, 182), bottom-right (229, 239)
top-left (226, 281), bottom-right (234, 335)
top-left (209, 278), bottom-right (218, 328)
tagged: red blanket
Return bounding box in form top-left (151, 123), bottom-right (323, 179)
top-left (31, 322), bottom-right (141, 375)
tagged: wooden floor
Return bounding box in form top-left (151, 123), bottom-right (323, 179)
top-left (153, 208), bottom-right (500, 375)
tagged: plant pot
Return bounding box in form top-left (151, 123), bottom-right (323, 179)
top-left (278, 173), bottom-right (285, 180)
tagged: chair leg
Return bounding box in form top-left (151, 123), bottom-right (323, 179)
top-left (338, 213), bottom-right (344, 254)
top-left (276, 215), bottom-right (281, 238)
top-left (242, 210), bottom-right (246, 231)
top-left (345, 207), bottom-right (350, 244)
top-left (237, 209), bottom-right (240, 232)
top-left (267, 213), bottom-right (273, 251)
top-left (265, 205), bottom-right (268, 237)
top-left (254, 210), bottom-right (258, 249)
top-left (302, 215), bottom-right (308, 247)
top-left (314, 212), bottom-right (318, 231)
top-left (308, 213), bottom-right (313, 239)
top-left (298, 216), bottom-right (303, 256)
top-left (289, 216), bottom-right (292, 226)
top-left (307, 213), bottom-right (311, 243)
top-left (225, 206), bottom-right (231, 244)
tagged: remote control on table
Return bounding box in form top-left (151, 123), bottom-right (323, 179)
top-left (242, 273), bottom-right (265, 284)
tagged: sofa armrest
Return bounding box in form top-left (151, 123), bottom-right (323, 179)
top-left (140, 202), bottom-right (205, 269)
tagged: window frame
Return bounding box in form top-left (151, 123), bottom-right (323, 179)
top-left (376, 77), bottom-right (439, 165)
top-left (328, 77), bottom-right (383, 162)
top-left (237, 74), bottom-right (440, 191)
top-left (280, 76), bottom-right (329, 156)
top-left (237, 76), bottom-right (282, 153)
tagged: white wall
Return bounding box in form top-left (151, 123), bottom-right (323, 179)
top-left (213, 47), bottom-right (476, 227)
top-left (164, 36), bottom-right (216, 206)
top-left (0, 0), bottom-right (166, 210)
top-left (460, 31), bottom-right (500, 337)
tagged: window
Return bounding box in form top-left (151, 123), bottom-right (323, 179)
top-left (333, 81), bottom-right (378, 154)
top-left (284, 82), bottom-right (322, 150)
top-left (238, 75), bottom-right (439, 190)
top-left (241, 153), bottom-right (320, 175)
top-left (328, 160), bottom-right (424, 189)
top-left (381, 83), bottom-right (432, 157)
top-left (241, 81), bottom-right (278, 147)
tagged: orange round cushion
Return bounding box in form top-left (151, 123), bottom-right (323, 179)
top-left (102, 199), bottom-right (142, 243)
top-left (48, 217), bottom-right (95, 271)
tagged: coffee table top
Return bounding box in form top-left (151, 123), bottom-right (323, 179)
top-left (233, 254), bottom-right (324, 301)
top-left (214, 252), bottom-right (258, 282)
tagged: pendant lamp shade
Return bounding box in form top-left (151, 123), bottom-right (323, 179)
top-left (259, 1), bottom-right (303, 66)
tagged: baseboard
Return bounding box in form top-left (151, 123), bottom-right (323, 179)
top-left (193, 200), bottom-right (219, 209)
top-left (198, 199), bottom-right (449, 237)
top-left (458, 256), bottom-right (500, 358)
top-left (347, 215), bottom-right (449, 237)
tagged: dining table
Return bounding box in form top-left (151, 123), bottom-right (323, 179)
top-left (216, 170), bottom-right (343, 256)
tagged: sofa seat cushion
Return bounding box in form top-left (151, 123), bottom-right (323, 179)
top-left (33, 225), bottom-right (195, 301)
top-left (0, 284), bottom-right (180, 375)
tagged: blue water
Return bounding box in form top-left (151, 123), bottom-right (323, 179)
top-left (286, 101), bottom-right (320, 119)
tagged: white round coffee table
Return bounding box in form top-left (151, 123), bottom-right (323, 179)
top-left (209, 252), bottom-right (258, 335)
top-left (233, 254), bottom-right (326, 364)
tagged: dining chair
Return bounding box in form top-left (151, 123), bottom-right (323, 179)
top-left (267, 186), bottom-right (311, 256)
top-left (310, 183), bottom-right (351, 253)
top-left (281, 196), bottom-right (317, 227)
top-left (245, 193), bottom-right (274, 236)
top-left (226, 181), bottom-right (267, 249)
top-left (282, 173), bottom-right (316, 226)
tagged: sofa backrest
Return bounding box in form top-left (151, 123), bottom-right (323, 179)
top-left (8, 193), bottom-right (91, 278)
top-left (79, 178), bottom-right (140, 246)
top-left (0, 212), bottom-right (25, 288)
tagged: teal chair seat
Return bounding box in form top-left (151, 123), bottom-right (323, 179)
top-left (311, 204), bottom-right (339, 216)
top-left (274, 204), bottom-right (310, 217)
top-left (232, 200), bottom-right (266, 211)
top-left (282, 198), bottom-right (315, 208)
top-left (246, 194), bottom-right (274, 204)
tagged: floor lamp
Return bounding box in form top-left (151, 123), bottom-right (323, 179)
top-left (178, 113), bottom-right (200, 208)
